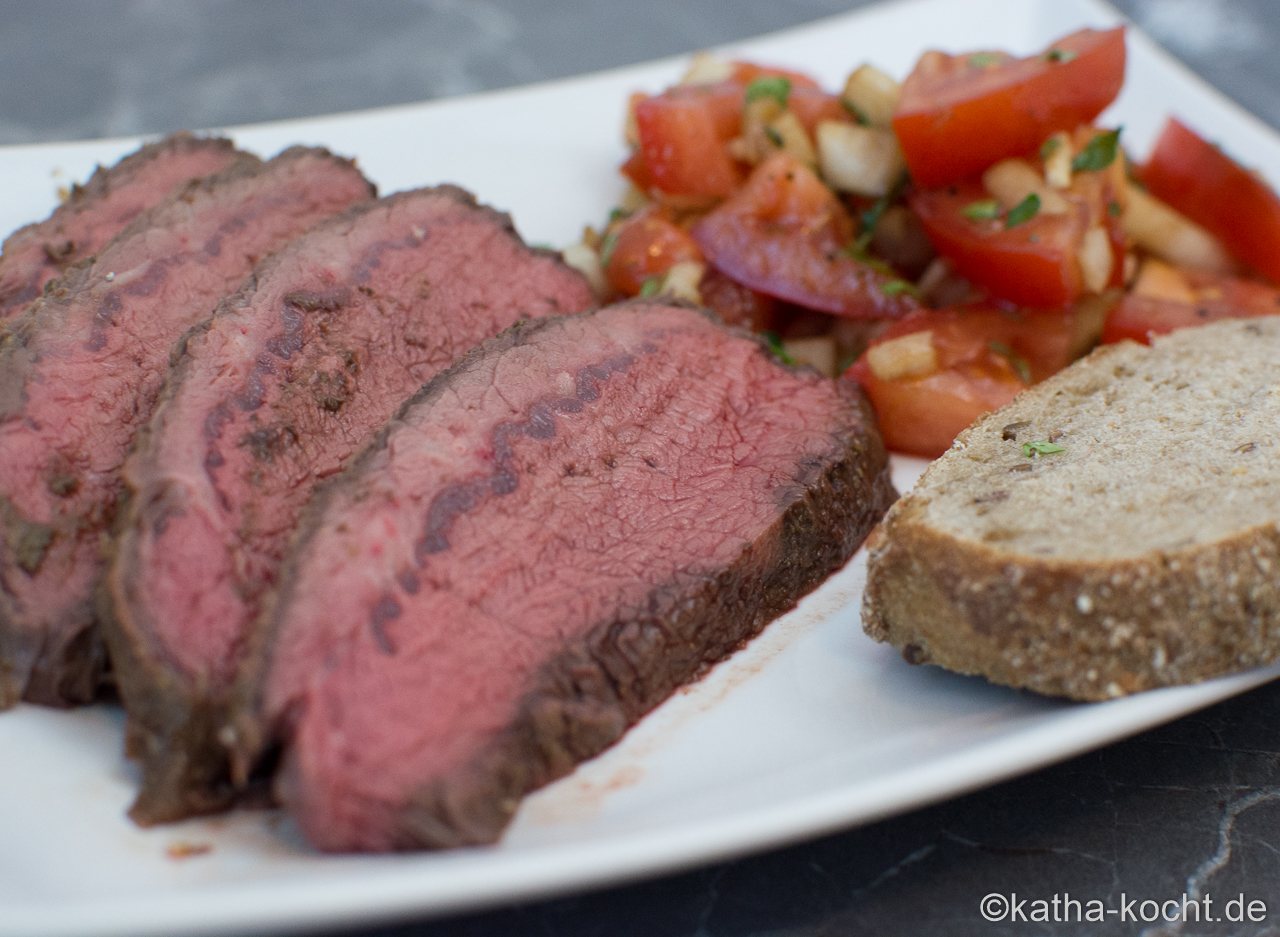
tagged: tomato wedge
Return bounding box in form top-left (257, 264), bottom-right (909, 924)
top-left (910, 182), bottom-right (1089, 307)
top-left (1142, 117), bottom-right (1280, 284)
top-left (1103, 269), bottom-right (1280, 344)
top-left (603, 208), bottom-right (705, 296)
top-left (632, 82), bottom-right (745, 200)
top-left (620, 150), bottom-right (654, 192)
top-left (691, 154), bottom-right (919, 318)
top-left (849, 304), bottom-right (1078, 457)
top-left (893, 27), bottom-right (1126, 187)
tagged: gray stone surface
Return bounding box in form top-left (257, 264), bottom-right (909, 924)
top-left (2, 1), bottom-right (1279, 143)
top-left (0, 0), bottom-right (864, 144)
top-left (5, 1), bottom-right (1280, 934)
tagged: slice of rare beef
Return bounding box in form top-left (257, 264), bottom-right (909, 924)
top-left (231, 302), bottom-right (896, 852)
top-left (0, 147), bottom-right (374, 710)
top-left (106, 186), bottom-right (596, 823)
top-left (0, 132), bottom-right (240, 318)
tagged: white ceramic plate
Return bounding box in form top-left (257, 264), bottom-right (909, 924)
top-left (4, 1), bottom-right (1280, 934)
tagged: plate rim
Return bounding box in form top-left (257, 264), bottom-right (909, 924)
top-left (5, 1), bottom-right (1280, 934)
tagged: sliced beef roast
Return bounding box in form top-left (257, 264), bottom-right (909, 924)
top-left (230, 302), bottom-right (895, 852)
top-left (0, 133), bottom-right (240, 318)
top-left (105, 186), bottom-right (595, 823)
top-left (0, 147), bottom-right (374, 710)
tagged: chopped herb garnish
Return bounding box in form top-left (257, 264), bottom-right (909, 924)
top-left (529, 242), bottom-right (555, 250)
top-left (1044, 48), bottom-right (1078, 64)
top-left (762, 331), bottom-right (797, 365)
top-left (837, 351), bottom-right (859, 374)
top-left (608, 207), bottom-right (631, 224)
top-left (764, 125), bottom-right (785, 148)
top-left (638, 276), bottom-right (662, 297)
top-left (599, 230), bottom-right (619, 268)
top-left (1071, 128), bottom-right (1122, 172)
top-left (842, 99), bottom-right (871, 125)
top-left (1022, 440), bottom-right (1066, 457)
top-left (843, 242), bottom-right (895, 275)
top-left (961, 198), bottom-right (1002, 221)
top-left (1108, 199), bottom-right (1122, 217)
top-left (969, 52), bottom-right (1003, 68)
top-left (1039, 137), bottom-right (1061, 160)
top-left (881, 279), bottom-right (921, 298)
top-left (1005, 193), bottom-right (1041, 228)
top-left (988, 341), bottom-right (1031, 383)
top-left (1003, 193), bottom-right (1044, 229)
top-left (745, 76), bottom-right (791, 107)
top-left (850, 232), bottom-right (874, 256)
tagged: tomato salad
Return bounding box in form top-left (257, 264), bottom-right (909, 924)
top-left (561, 28), bottom-right (1280, 457)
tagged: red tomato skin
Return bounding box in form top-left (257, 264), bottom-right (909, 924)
top-left (1103, 297), bottom-right (1209, 345)
top-left (1102, 271), bottom-right (1280, 344)
top-left (853, 365), bottom-right (1023, 458)
top-left (691, 154), bottom-right (919, 319)
top-left (1142, 118), bottom-right (1280, 283)
top-left (910, 182), bottom-right (1086, 307)
top-left (604, 209), bottom-right (705, 296)
top-left (849, 304), bottom-right (1076, 457)
top-left (634, 84), bottom-right (745, 199)
top-left (620, 150), bottom-right (653, 191)
top-left (893, 28), bottom-right (1126, 187)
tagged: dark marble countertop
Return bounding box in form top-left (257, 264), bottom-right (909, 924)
top-left (5, 1), bottom-right (1280, 935)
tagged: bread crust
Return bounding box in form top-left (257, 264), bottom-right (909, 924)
top-left (862, 318), bottom-right (1280, 701)
top-left (864, 499), bottom-right (1280, 700)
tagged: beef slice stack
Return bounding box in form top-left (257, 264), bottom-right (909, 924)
top-left (229, 302), bottom-right (896, 852)
top-left (0, 146), bottom-right (374, 709)
top-left (104, 186), bottom-right (596, 823)
top-left (0, 133), bottom-right (240, 319)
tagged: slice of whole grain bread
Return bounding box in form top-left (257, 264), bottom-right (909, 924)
top-left (862, 316), bottom-right (1280, 701)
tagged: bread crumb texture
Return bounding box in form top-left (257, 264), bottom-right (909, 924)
top-left (863, 317), bottom-right (1280, 701)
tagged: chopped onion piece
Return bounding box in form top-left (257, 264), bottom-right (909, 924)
top-left (769, 110), bottom-right (818, 170)
top-left (1132, 257), bottom-right (1197, 303)
top-left (561, 243), bottom-right (609, 299)
top-left (1042, 131), bottom-right (1073, 188)
top-left (619, 185), bottom-right (650, 214)
top-left (841, 64), bottom-right (901, 128)
top-left (982, 159), bottom-right (1070, 215)
top-left (660, 260), bottom-right (705, 304)
top-left (680, 51), bottom-right (734, 86)
top-left (1122, 184), bottom-right (1236, 274)
top-left (623, 92), bottom-right (643, 148)
top-left (866, 330), bottom-right (937, 381)
top-left (783, 336), bottom-right (838, 378)
top-left (1076, 226), bottom-right (1113, 293)
top-left (817, 121), bottom-right (903, 197)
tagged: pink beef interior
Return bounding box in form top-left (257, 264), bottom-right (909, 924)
top-left (0, 148), bottom-right (372, 706)
top-left (262, 303), bottom-right (854, 851)
top-left (0, 134), bottom-right (239, 318)
top-left (126, 188), bottom-right (594, 688)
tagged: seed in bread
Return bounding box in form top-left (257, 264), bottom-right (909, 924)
top-left (862, 316), bottom-right (1280, 701)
